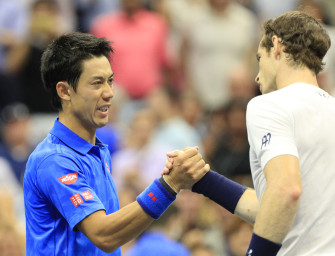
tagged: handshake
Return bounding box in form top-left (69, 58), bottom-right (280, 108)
top-left (161, 147), bottom-right (210, 193)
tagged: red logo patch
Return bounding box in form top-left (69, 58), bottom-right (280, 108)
top-left (70, 193), bottom-right (83, 207)
top-left (59, 173), bottom-right (78, 185)
top-left (80, 190), bottom-right (94, 201)
top-left (148, 192), bottom-right (157, 202)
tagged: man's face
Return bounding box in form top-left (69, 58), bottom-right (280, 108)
top-left (67, 56), bottom-right (114, 132)
top-left (255, 39), bottom-right (277, 94)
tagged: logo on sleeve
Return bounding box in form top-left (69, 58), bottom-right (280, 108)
top-left (70, 193), bottom-right (83, 207)
top-left (58, 172), bottom-right (78, 185)
top-left (80, 190), bottom-right (94, 201)
top-left (261, 132), bottom-right (271, 149)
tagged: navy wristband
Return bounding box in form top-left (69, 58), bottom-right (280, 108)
top-left (192, 170), bottom-right (247, 213)
top-left (246, 233), bottom-right (282, 256)
top-left (137, 179), bottom-right (176, 219)
top-left (159, 176), bottom-right (177, 197)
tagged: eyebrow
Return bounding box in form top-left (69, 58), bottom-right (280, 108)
top-left (91, 74), bottom-right (114, 80)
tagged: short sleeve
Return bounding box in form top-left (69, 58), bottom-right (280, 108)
top-left (246, 96), bottom-right (299, 170)
top-left (36, 154), bottom-right (105, 230)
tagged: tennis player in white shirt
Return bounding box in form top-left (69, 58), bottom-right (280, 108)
top-left (165, 10), bottom-right (335, 256)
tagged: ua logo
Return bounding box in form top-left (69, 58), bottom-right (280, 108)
top-left (247, 249), bottom-right (253, 256)
top-left (261, 132), bottom-right (271, 149)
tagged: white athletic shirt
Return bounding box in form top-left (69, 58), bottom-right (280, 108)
top-left (246, 83), bottom-right (335, 256)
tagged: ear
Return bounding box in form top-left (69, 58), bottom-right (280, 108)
top-left (272, 35), bottom-right (282, 58)
top-left (56, 81), bottom-right (71, 102)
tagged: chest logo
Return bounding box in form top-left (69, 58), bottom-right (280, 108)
top-left (58, 172), bottom-right (78, 185)
top-left (105, 161), bottom-right (111, 174)
top-left (261, 132), bottom-right (271, 150)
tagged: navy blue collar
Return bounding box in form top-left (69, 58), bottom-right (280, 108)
top-left (49, 118), bottom-right (105, 155)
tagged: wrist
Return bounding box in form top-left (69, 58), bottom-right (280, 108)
top-left (136, 179), bottom-right (176, 219)
top-left (159, 176), bottom-right (178, 196)
top-left (162, 175), bottom-right (180, 193)
top-left (246, 233), bottom-right (282, 256)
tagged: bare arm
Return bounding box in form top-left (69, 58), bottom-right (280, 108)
top-left (76, 147), bottom-right (209, 253)
top-left (234, 188), bottom-right (259, 224)
top-left (76, 202), bottom-right (153, 253)
top-left (253, 154), bottom-right (302, 243)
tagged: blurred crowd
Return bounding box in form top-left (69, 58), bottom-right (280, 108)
top-left (0, 0), bottom-right (334, 255)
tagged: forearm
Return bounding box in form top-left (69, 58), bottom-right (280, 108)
top-left (234, 188), bottom-right (259, 224)
top-left (95, 202), bottom-right (154, 252)
top-left (253, 185), bottom-right (300, 244)
top-left (192, 170), bottom-right (259, 219)
top-left (78, 179), bottom-right (175, 252)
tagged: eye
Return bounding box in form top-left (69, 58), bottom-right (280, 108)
top-left (108, 78), bottom-right (114, 85)
top-left (256, 54), bottom-right (261, 62)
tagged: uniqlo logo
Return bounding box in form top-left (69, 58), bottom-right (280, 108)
top-left (70, 193), bottom-right (83, 207)
top-left (80, 190), bottom-right (94, 201)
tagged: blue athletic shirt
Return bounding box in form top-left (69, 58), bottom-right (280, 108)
top-left (23, 118), bottom-right (121, 256)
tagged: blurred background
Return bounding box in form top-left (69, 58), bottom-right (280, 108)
top-left (0, 0), bottom-right (334, 255)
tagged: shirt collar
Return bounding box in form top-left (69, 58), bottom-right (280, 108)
top-left (50, 118), bottom-right (104, 155)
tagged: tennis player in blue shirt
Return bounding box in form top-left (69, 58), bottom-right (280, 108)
top-left (23, 32), bottom-right (209, 255)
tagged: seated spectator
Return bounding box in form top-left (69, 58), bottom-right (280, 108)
top-left (0, 103), bottom-right (33, 185)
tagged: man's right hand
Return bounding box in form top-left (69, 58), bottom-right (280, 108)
top-left (163, 147), bottom-right (210, 192)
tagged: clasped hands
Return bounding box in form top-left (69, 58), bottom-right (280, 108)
top-left (162, 147), bottom-right (210, 193)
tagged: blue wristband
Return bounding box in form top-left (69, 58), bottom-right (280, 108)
top-left (192, 170), bottom-right (247, 213)
top-left (137, 179), bottom-right (176, 219)
top-left (246, 233), bottom-right (282, 256)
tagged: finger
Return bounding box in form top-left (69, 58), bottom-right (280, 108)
top-left (181, 146), bottom-right (199, 152)
top-left (180, 147), bottom-right (198, 160)
top-left (166, 150), bottom-right (182, 158)
top-left (161, 167), bottom-right (170, 175)
top-left (165, 158), bottom-right (173, 170)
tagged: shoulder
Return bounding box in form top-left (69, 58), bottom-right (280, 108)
top-left (247, 92), bottom-right (286, 116)
top-left (246, 92), bottom-right (294, 131)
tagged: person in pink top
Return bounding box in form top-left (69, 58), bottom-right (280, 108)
top-left (90, 0), bottom-right (172, 100)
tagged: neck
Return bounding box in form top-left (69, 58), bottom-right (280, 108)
top-left (276, 64), bottom-right (319, 90)
top-left (59, 111), bottom-right (96, 145)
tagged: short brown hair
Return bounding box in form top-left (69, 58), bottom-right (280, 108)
top-left (261, 11), bottom-right (331, 74)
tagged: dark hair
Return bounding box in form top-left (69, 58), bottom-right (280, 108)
top-left (261, 11), bottom-right (331, 74)
top-left (41, 32), bottom-right (113, 110)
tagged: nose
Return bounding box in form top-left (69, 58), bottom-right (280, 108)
top-left (102, 83), bottom-right (114, 100)
top-left (255, 73), bottom-right (260, 84)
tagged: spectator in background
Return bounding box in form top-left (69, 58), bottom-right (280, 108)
top-left (252, 0), bottom-right (299, 22)
top-left (299, 0), bottom-right (335, 96)
top-left (0, 103), bottom-right (33, 185)
top-left (91, 0), bottom-right (173, 101)
top-left (179, 89), bottom-right (207, 140)
top-left (0, 157), bottom-right (25, 227)
top-left (180, 0), bottom-right (258, 111)
top-left (5, 0), bottom-right (66, 113)
top-left (111, 109), bottom-right (168, 191)
top-left (0, 0), bottom-right (28, 109)
top-left (75, 0), bottom-right (120, 33)
top-left (125, 205), bottom-right (191, 256)
top-left (209, 98), bottom-right (251, 178)
top-left (0, 221), bottom-right (25, 256)
top-left (225, 217), bottom-right (253, 256)
top-left (147, 86), bottom-right (203, 152)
